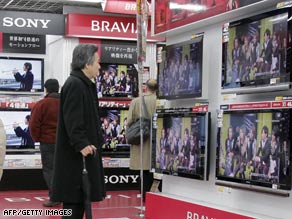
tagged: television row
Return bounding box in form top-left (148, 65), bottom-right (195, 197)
top-left (1, 105), bottom-right (292, 192)
top-left (0, 8), bottom-right (291, 98)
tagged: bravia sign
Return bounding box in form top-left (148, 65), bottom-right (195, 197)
top-left (66, 13), bottom-right (164, 42)
top-left (0, 11), bottom-right (65, 35)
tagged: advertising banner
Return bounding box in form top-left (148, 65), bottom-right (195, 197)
top-left (154, 0), bottom-right (268, 34)
top-left (0, 11), bottom-right (65, 35)
top-left (2, 33), bottom-right (46, 54)
top-left (67, 13), bottom-right (164, 42)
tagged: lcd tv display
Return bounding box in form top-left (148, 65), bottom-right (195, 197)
top-left (96, 63), bottom-right (138, 98)
top-left (158, 36), bottom-right (203, 99)
top-left (0, 110), bottom-right (37, 149)
top-left (217, 109), bottom-right (292, 190)
top-left (222, 8), bottom-right (291, 89)
top-left (0, 57), bottom-right (44, 92)
top-left (152, 108), bottom-right (209, 180)
top-left (99, 108), bottom-right (130, 156)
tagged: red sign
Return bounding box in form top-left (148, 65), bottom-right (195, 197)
top-left (154, 0), bottom-right (265, 34)
top-left (229, 102), bottom-right (271, 110)
top-left (66, 13), bottom-right (164, 42)
top-left (145, 193), bottom-right (255, 219)
top-left (103, 0), bottom-right (151, 15)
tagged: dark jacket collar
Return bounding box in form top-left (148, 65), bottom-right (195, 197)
top-left (45, 92), bottom-right (60, 98)
top-left (70, 69), bottom-right (94, 87)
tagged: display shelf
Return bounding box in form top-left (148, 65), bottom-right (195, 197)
top-left (3, 154), bottom-right (130, 169)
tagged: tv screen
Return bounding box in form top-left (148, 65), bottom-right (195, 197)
top-left (0, 109), bottom-right (38, 150)
top-left (151, 108), bottom-right (209, 180)
top-left (99, 108), bottom-right (130, 157)
top-left (158, 35), bottom-right (203, 99)
top-left (96, 63), bottom-right (138, 98)
top-left (0, 57), bottom-right (44, 92)
top-left (216, 109), bottom-right (292, 190)
top-left (222, 8), bottom-right (291, 90)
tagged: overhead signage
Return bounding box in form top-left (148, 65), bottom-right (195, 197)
top-left (154, 0), bottom-right (268, 34)
top-left (79, 38), bottom-right (137, 64)
top-left (102, 0), bottom-right (151, 15)
top-left (0, 11), bottom-right (65, 35)
top-left (2, 33), bottom-right (46, 54)
top-left (67, 13), bottom-right (164, 42)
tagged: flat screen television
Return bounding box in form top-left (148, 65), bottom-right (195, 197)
top-left (0, 109), bottom-right (39, 151)
top-left (216, 109), bottom-right (292, 190)
top-left (99, 107), bottom-right (130, 157)
top-left (222, 8), bottom-right (292, 91)
top-left (0, 57), bottom-right (44, 92)
top-left (151, 108), bottom-right (209, 180)
top-left (158, 35), bottom-right (203, 99)
top-left (96, 63), bottom-right (138, 98)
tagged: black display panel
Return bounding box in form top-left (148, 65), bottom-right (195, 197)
top-left (0, 57), bottom-right (44, 92)
top-left (222, 8), bottom-right (292, 91)
top-left (96, 63), bottom-right (138, 98)
top-left (216, 109), bottom-right (292, 190)
top-left (0, 109), bottom-right (39, 151)
top-left (158, 35), bottom-right (203, 99)
top-left (99, 108), bottom-right (130, 157)
top-left (151, 108), bottom-right (209, 180)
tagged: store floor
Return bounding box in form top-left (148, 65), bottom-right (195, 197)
top-left (0, 190), bottom-right (145, 219)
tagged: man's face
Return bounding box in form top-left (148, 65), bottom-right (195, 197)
top-left (86, 52), bottom-right (100, 79)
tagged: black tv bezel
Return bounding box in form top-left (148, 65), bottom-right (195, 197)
top-left (99, 106), bottom-right (130, 158)
top-left (0, 56), bottom-right (45, 93)
top-left (157, 36), bottom-right (204, 100)
top-left (216, 108), bottom-right (292, 191)
top-left (221, 7), bottom-right (292, 92)
top-left (151, 108), bottom-right (210, 181)
top-left (0, 108), bottom-right (39, 153)
top-left (97, 63), bottom-right (139, 99)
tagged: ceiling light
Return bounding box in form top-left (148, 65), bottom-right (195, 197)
top-left (3, 0), bottom-right (14, 9)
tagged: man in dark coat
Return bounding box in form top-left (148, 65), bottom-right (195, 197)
top-left (51, 44), bottom-right (106, 218)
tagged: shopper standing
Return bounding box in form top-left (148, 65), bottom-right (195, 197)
top-left (127, 79), bottom-right (159, 202)
top-left (0, 118), bottom-right (6, 182)
top-left (51, 44), bottom-right (106, 219)
top-left (30, 78), bottom-right (60, 207)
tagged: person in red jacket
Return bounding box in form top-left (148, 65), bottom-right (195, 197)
top-left (30, 78), bottom-right (60, 207)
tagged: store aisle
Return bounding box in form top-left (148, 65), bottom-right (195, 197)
top-left (0, 190), bottom-right (144, 219)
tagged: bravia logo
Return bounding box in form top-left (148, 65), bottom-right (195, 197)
top-left (104, 175), bottom-right (139, 184)
top-left (3, 17), bottom-right (51, 29)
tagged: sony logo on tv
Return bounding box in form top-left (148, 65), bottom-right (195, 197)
top-left (104, 175), bottom-right (139, 184)
top-left (2, 17), bottom-right (51, 28)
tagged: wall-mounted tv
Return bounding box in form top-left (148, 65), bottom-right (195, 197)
top-left (96, 63), bottom-right (138, 98)
top-left (158, 35), bottom-right (203, 99)
top-left (222, 8), bottom-right (291, 92)
top-left (0, 109), bottom-right (38, 151)
top-left (99, 107), bottom-right (130, 157)
top-left (151, 108), bottom-right (209, 180)
top-left (216, 108), bottom-right (292, 190)
top-left (0, 57), bottom-right (44, 92)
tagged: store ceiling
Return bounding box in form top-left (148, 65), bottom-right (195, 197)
top-left (0, 0), bottom-right (101, 14)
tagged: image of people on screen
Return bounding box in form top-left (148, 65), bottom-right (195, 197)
top-left (13, 115), bottom-right (35, 149)
top-left (159, 39), bottom-right (203, 99)
top-left (225, 12), bottom-right (288, 84)
top-left (155, 116), bottom-right (205, 178)
top-left (100, 110), bottom-right (128, 149)
top-left (12, 62), bottom-right (34, 91)
top-left (219, 112), bottom-right (291, 186)
top-left (96, 64), bottom-right (138, 97)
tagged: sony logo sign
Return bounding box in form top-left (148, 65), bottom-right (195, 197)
top-left (104, 175), bottom-right (139, 184)
top-left (3, 17), bottom-right (51, 28)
